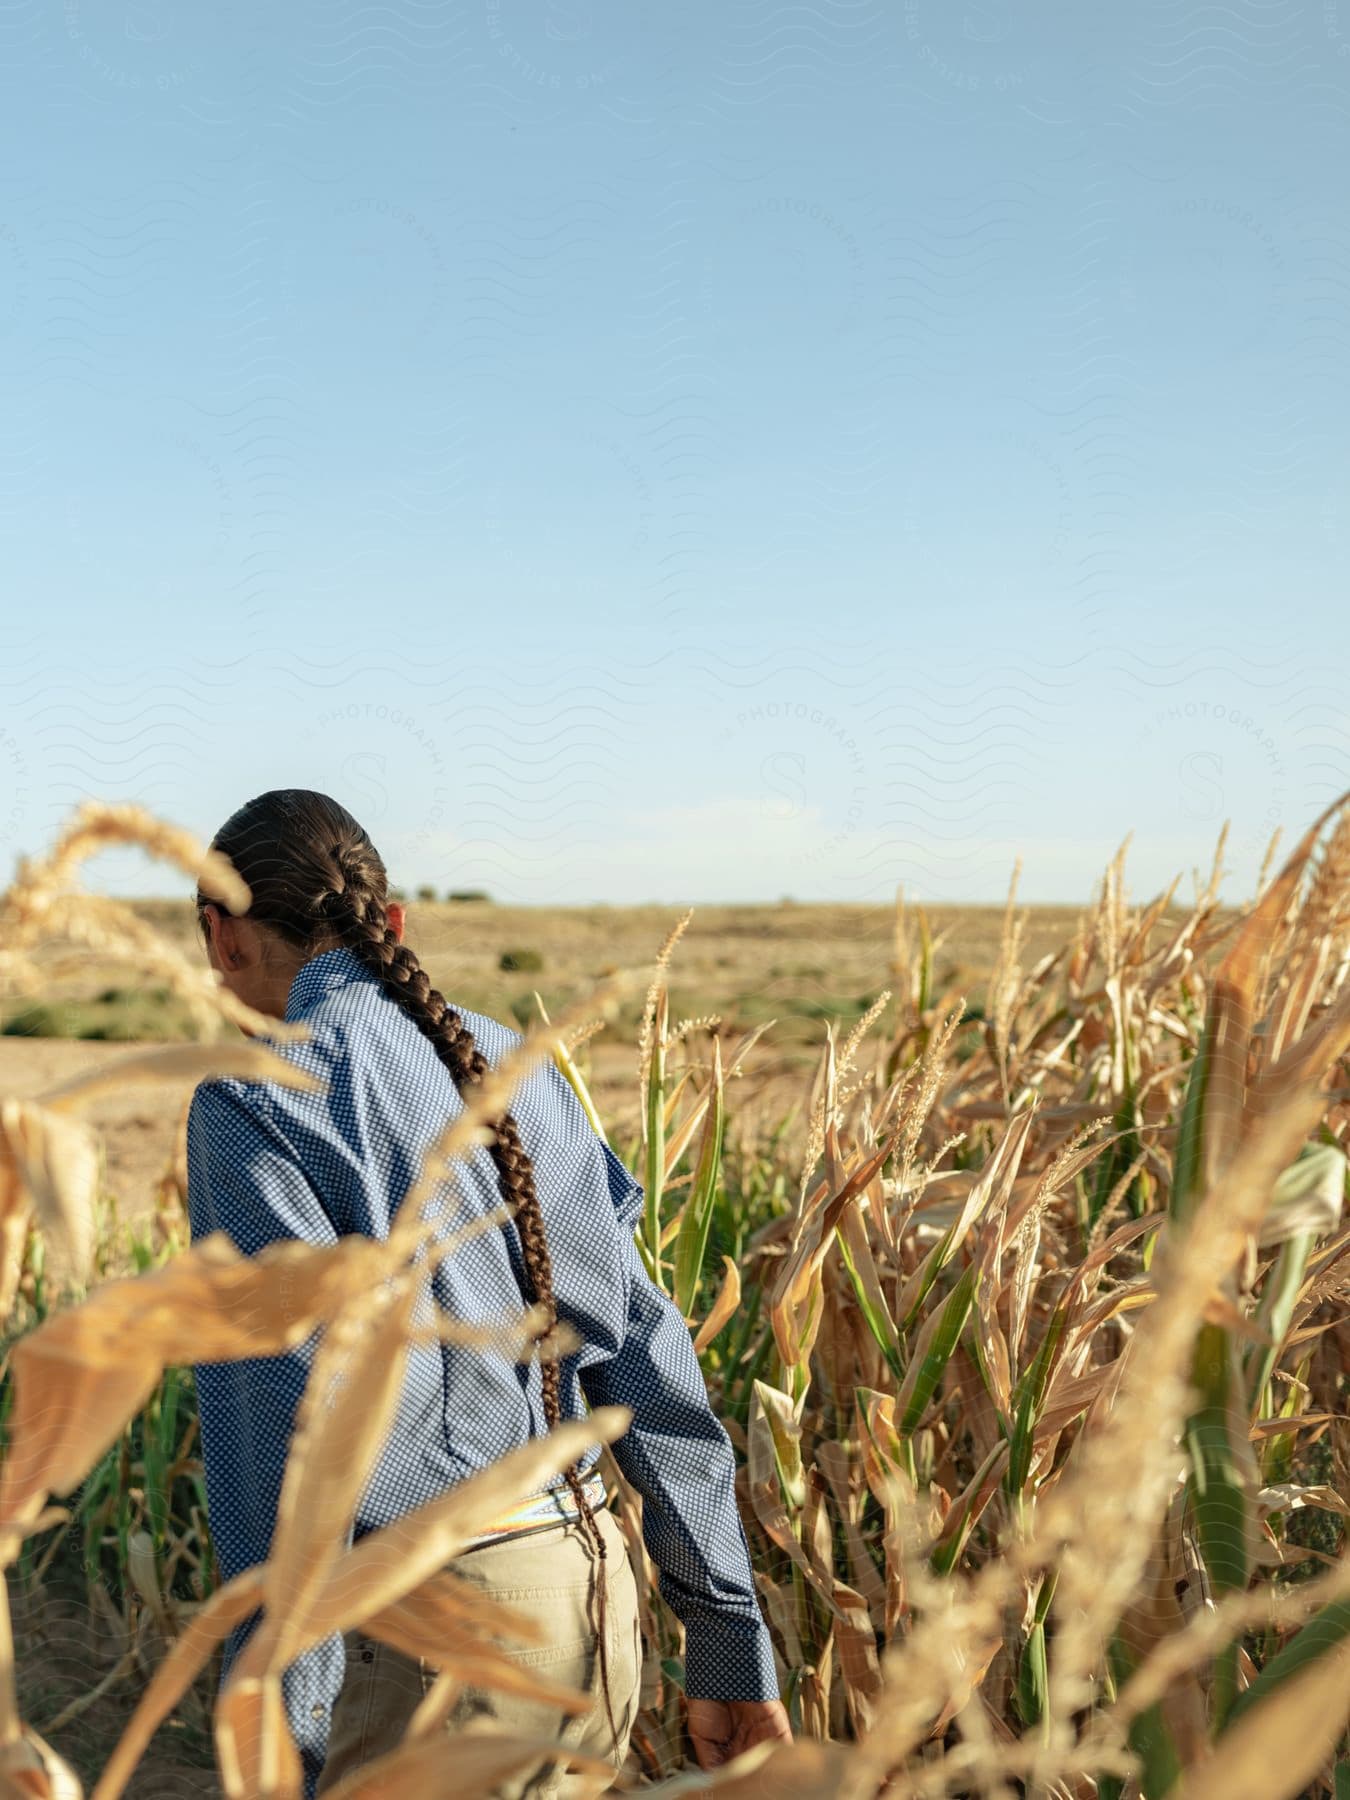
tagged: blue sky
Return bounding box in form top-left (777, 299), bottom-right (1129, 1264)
top-left (1, 3), bottom-right (1347, 906)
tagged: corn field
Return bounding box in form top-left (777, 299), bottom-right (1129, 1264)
top-left (3, 795), bottom-right (1350, 1798)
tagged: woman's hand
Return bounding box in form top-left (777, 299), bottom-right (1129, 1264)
top-left (686, 1696), bottom-right (794, 1769)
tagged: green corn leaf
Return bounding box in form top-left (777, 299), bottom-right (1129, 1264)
top-left (1247, 1231), bottom-right (1316, 1419)
top-left (1109, 1635), bottom-right (1184, 1799)
top-left (1260, 1143), bottom-right (1347, 1248)
top-left (1131, 1699), bottom-right (1185, 1799)
top-left (1090, 1082), bottom-right (1143, 1224)
top-left (1224, 1598), bottom-right (1350, 1732)
top-left (672, 1040), bottom-right (725, 1320)
top-left (1187, 1323), bottom-right (1255, 1593)
top-left (1261, 1352), bottom-right (1311, 1488)
top-left (1171, 1027), bottom-right (1212, 1226)
top-left (917, 907), bottom-right (932, 1014)
top-left (143, 1371), bottom-right (178, 1545)
top-left (548, 1032), bottom-right (606, 1140)
top-left (1186, 1319), bottom-right (1261, 1727)
top-left (1003, 1302), bottom-right (1070, 1498)
top-left (1016, 1571), bottom-right (1057, 1731)
top-left (835, 1205), bottom-right (905, 1385)
top-left (897, 1262), bottom-right (978, 1439)
top-left (1247, 1146), bottom-right (1347, 1416)
top-left (929, 1440), bottom-right (1006, 1576)
top-left (1016, 1618), bottom-right (1048, 1730)
top-left (642, 987), bottom-right (668, 1285)
top-left (896, 1234), bottom-right (949, 1332)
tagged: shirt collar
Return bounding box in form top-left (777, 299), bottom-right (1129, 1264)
top-left (285, 945), bottom-right (373, 1022)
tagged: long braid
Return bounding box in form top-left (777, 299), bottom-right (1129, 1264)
top-left (315, 840), bottom-right (620, 1752)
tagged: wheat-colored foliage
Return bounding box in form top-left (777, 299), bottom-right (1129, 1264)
top-left (5, 796), bottom-right (1350, 1799)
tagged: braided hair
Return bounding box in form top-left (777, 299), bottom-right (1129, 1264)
top-left (195, 787), bottom-right (617, 1744)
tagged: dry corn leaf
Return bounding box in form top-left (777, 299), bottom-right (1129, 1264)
top-left (0, 1101), bottom-right (99, 1294)
top-left (0, 1729), bottom-right (84, 1799)
top-left (893, 1107), bottom-right (1035, 1324)
top-left (1114, 1498), bottom-right (1210, 1767)
top-left (643, 1738), bottom-right (858, 1799)
top-left (1258, 1144), bottom-right (1347, 1248)
top-left (363, 1566), bottom-right (545, 1653)
top-left (1257, 1484), bottom-right (1350, 1520)
top-left (833, 1578), bottom-right (885, 1736)
top-left (746, 1385), bottom-right (846, 1613)
top-left (400, 1647), bottom-right (591, 1717)
top-left (214, 1673), bottom-right (302, 1800)
top-left (770, 1134), bottom-right (898, 1368)
top-left (320, 1725), bottom-right (614, 1800)
top-left (246, 1273), bottom-right (420, 1678)
top-left (125, 1530), bottom-right (171, 1639)
top-left (36, 1043), bottom-right (325, 1114)
top-left (0, 1233), bottom-right (389, 1558)
top-left (693, 1255), bottom-right (742, 1353)
top-left (0, 1338), bottom-right (161, 1558)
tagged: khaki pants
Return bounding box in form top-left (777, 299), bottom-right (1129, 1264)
top-left (315, 1507), bottom-right (643, 1798)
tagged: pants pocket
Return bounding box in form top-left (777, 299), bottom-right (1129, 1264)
top-left (318, 1629), bottom-right (426, 1794)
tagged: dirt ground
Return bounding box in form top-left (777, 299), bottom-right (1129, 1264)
top-left (9, 1571), bottom-right (218, 1796)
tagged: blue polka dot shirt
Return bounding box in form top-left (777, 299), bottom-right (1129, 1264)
top-left (186, 945), bottom-right (779, 1796)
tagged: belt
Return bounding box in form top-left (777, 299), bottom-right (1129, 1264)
top-left (462, 1469), bottom-right (609, 1552)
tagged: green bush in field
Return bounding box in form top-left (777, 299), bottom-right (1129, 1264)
top-left (1, 985), bottom-right (200, 1042)
top-left (499, 947), bottom-right (544, 973)
top-left (2, 1003), bottom-right (83, 1038)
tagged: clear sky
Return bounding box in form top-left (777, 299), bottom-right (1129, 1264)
top-left (1, 4), bottom-right (1347, 907)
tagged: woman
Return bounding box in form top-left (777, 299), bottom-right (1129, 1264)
top-left (187, 789), bottom-right (791, 1799)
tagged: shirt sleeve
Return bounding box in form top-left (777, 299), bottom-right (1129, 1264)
top-left (185, 1080), bottom-right (348, 1800)
top-left (576, 1146), bottom-right (781, 1703)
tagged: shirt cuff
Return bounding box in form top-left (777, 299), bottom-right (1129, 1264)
top-left (682, 1613), bottom-right (781, 1702)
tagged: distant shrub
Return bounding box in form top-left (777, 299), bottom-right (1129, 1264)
top-left (447, 889), bottom-right (492, 903)
top-left (499, 947), bottom-right (543, 973)
top-left (415, 884), bottom-right (438, 904)
top-left (3, 1003), bottom-right (77, 1038)
top-left (83, 1015), bottom-right (155, 1042)
top-left (97, 984), bottom-right (173, 1006)
top-left (2, 987), bottom-right (198, 1041)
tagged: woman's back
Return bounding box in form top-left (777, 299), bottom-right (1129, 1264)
top-left (190, 943), bottom-right (642, 1547)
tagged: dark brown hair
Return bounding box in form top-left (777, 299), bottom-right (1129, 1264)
top-left (195, 787), bottom-right (617, 1742)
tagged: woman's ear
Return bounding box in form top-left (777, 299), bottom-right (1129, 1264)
top-left (200, 901), bottom-right (242, 970)
top-left (387, 900), bottom-right (406, 944)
